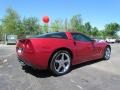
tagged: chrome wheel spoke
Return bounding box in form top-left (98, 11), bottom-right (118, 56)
top-left (55, 60), bottom-right (61, 64)
top-left (64, 59), bottom-right (70, 63)
top-left (54, 52), bottom-right (71, 74)
top-left (62, 64), bottom-right (66, 69)
top-left (64, 60), bottom-right (68, 63)
top-left (61, 53), bottom-right (64, 60)
top-left (56, 65), bottom-right (62, 72)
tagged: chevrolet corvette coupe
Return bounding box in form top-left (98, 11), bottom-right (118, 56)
top-left (16, 32), bottom-right (111, 75)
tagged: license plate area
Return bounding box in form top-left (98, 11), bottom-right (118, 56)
top-left (17, 47), bottom-right (23, 54)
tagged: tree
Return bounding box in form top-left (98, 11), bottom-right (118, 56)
top-left (0, 25), bottom-right (2, 34)
top-left (0, 25), bottom-right (3, 41)
top-left (69, 14), bottom-right (83, 32)
top-left (104, 23), bottom-right (120, 38)
top-left (22, 17), bottom-right (39, 35)
top-left (98, 30), bottom-right (107, 39)
top-left (50, 19), bottom-right (63, 32)
top-left (91, 27), bottom-right (99, 37)
top-left (84, 22), bottom-right (92, 35)
top-left (16, 20), bottom-right (25, 35)
top-left (2, 7), bottom-right (20, 35)
top-left (41, 24), bottom-right (49, 33)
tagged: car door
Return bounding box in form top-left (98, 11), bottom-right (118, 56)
top-left (71, 33), bottom-right (94, 63)
top-left (92, 43), bottom-right (103, 59)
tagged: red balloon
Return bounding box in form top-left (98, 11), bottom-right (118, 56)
top-left (42, 16), bottom-right (49, 23)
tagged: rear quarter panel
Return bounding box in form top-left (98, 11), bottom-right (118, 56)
top-left (30, 38), bottom-right (76, 67)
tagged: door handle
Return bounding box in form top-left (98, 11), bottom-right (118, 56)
top-left (73, 41), bottom-right (76, 46)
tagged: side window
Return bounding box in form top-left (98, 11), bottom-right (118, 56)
top-left (36, 32), bottom-right (68, 39)
top-left (47, 32), bottom-right (68, 39)
top-left (72, 33), bottom-right (92, 42)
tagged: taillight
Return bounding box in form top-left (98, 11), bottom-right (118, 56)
top-left (25, 40), bottom-right (31, 48)
top-left (25, 39), bottom-right (33, 53)
top-left (18, 39), bottom-right (26, 48)
top-left (17, 39), bottom-right (33, 53)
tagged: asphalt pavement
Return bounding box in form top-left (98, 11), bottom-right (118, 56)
top-left (0, 44), bottom-right (120, 90)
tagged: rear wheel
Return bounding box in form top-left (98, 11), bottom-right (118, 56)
top-left (50, 50), bottom-right (71, 76)
top-left (103, 47), bottom-right (111, 60)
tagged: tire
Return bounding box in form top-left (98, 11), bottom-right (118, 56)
top-left (103, 47), bottom-right (111, 60)
top-left (50, 50), bottom-right (71, 76)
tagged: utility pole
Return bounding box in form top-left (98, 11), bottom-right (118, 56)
top-left (0, 19), bottom-right (7, 44)
top-left (65, 18), bottom-right (68, 31)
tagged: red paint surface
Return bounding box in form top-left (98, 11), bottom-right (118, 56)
top-left (16, 32), bottom-right (110, 69)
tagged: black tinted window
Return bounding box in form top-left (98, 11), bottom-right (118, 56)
top-left (35, 32), bottom-right (68, 39)
top-left (71, 33), bottom-right (92, 42)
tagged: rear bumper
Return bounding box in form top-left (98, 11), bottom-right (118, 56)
top-left (17, 54), bottom-right (48, 70)
top-left (16, 48), bottom-right (50, 70)
top-left (17, 56), bottom-right (32, 67)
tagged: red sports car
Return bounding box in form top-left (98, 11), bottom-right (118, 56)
top-left (16, 32), bottom-right (111, 75)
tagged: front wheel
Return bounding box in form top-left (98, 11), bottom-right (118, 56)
top-left (50, 50), bottom-right (71, 76)
top-left (103, 47), bottom-right (111, 60)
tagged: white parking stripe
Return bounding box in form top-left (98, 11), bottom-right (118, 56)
top-left (70, 79), bottom-right (83, 90)
top-left (76, 85), bottom-right (82, 90)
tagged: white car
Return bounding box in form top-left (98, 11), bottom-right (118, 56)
top-left (94, 38), bottom-right (106, 43)
top-left (106, 38), bottom-right (116, 43)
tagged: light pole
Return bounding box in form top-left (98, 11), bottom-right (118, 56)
top-left (0, 19), bottom-right (7, 44)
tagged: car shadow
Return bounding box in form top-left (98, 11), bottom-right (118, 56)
top-left (71, 59), bottom-right (103, 71)
top-left (22, 65), bottom-right (52, 78)
top-left (21, 59), bottom-right (103, 78)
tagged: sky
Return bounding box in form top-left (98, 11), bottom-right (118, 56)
top-left (0, 0), bottom-right (120, 30)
